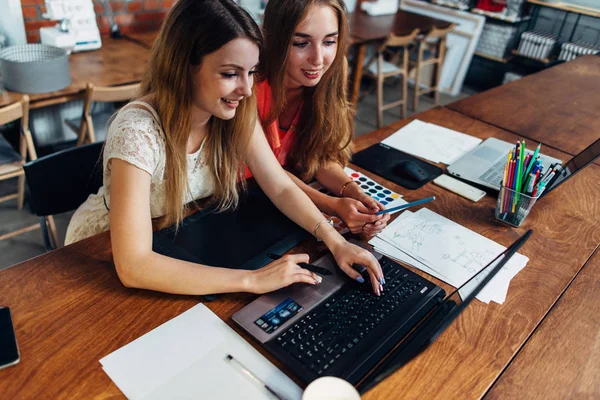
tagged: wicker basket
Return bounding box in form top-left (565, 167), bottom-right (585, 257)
top-left (0, 44), bottom-right (71, 94)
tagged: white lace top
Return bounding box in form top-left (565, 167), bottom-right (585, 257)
top-left (65, 101), bottom-right (215, 245)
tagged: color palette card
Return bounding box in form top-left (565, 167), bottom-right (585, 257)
top-left (309, 167), bottom-right (406, 234)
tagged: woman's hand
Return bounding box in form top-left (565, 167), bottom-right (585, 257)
top-left (247, 254), bottom-right (321, 294)
top-left (329, 240), bottom-right (385, 296)
top-left (331, 196), bottom-right (390, 237)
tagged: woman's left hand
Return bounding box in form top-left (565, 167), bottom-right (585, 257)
top-left (352, 192), bottom-right (390, 237)
top-left (329, 240), bottom-right (385, 296)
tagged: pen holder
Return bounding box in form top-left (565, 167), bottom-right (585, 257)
top-left (494, 186), bottom-right (540, 227)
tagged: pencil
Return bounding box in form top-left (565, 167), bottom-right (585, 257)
top-left (375, 196), bottom-right (435, 216)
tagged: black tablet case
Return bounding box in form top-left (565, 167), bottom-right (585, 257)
top-left (352, 143), bottom-right (443, 190)
top-left (152, 187), bottom-right (309, 271)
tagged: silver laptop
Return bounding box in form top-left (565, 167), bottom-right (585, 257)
top-left (447, 137), bottom-right (562, 190)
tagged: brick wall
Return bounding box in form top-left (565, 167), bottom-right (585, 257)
top-left (20, 0), bottom-right (173, 43)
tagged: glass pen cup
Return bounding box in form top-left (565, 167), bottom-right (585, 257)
top-left (494, 185), bottom-right (540, 227)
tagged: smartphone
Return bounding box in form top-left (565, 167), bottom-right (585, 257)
top-left (0, 307), bottom-right (20, 370)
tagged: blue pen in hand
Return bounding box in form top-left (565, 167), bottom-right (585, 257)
top-left (375, 196), bottom-right (436, 216)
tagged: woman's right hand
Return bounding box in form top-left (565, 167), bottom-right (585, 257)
top-left (247, 254), bottom-right (321, 294)
top-left (331, 197), bottom-right (385, 235)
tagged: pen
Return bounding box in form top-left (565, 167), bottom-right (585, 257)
top-left (267, 253), bottom-right (332, 276)
top-left (375, 196), bottom-right (436, 216)
top-left (225, 354), bottom-right (287, 400)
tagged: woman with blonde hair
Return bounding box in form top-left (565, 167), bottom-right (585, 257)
top-left (257, 0), bottom-right (390, 236)
top-left (66, 0), bottom-right (385, 296)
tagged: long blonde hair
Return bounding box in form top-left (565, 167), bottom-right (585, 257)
top-left (139, 0), bottom-right (262, 229)
top-left (261, 0), bottom-right (353, 181)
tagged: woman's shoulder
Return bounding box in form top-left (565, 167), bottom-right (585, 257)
top-left (255, 80), bottom-right (273, 119)
top-left (110, 99), bottom-right (163, 139)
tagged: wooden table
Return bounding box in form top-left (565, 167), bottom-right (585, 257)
top-left (447, 56), bottom-right (600, 157)
top-left (1, 106), bottom-right (599, 398)
top-left (0, 37), bottom-right (151, 109)
top-left (485, 246), bottom-right (600, 399)
top-left (124, 31), bottom-right (159, 49)
top-left (348, 10), bottom-right (452, 106)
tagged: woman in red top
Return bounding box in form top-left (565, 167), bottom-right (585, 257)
top-left (257, 0), bottom-right (390, 236)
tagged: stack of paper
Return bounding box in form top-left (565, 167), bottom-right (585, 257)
top-left (369, 209), bottom-right (528, 304)
top-left (100, 304), bottom-right (302, 400)
top-left (381, 119), bottom-right (482, 164)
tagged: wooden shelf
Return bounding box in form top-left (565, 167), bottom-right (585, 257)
top-left (430, 0), bottom-right (469, 11)
top-left (474, 51), bottom-right (512, 63)
top-left (527, 0), bottom-right (600, 18)
top-left (511, 49), bottom-right (552, 64)
top-left (471, 8), bottom-right (530, 23)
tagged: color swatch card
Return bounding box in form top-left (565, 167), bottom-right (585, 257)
top-left (309, 167), bottom-right (406, 234)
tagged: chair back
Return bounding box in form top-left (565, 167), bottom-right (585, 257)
top-left (23, 142), bottom-right (103, 217)
top-left (423, 24), bottom-right (455, 40)
top-left (0, 95), bottom-right (37, 161)
top-left (382, 28), bottom-right (420, 50)
top-left (87, 82), bottom-right (141, 103)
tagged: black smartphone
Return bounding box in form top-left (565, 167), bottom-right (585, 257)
top-left (0, 307), bottom-right (20, 370)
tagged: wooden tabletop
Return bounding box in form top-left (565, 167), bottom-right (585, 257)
top-left (349, 9), bottom-right (451, 43)
top-left (124, 31), bottom-right (159, 49)
top-left (0, 37), bottom-right (150, 109)
top-left (447, 56), bottom-right (600, 157)
top-left (1, 108), bottom-right (599, 398)
top-left (484, 246), bottom-right (600, 399)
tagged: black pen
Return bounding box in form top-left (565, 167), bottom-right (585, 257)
top-left (267, 253), bottom-right (332, 275)
top-left (225, 354), bottom-right (287, 400)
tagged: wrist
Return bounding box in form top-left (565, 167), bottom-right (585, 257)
top-left (318, 224), bottom-right (346, 249)
top-left (239, 270), bottom-right (256, 293)
top-left (343, 182), bottom-right (363, 200)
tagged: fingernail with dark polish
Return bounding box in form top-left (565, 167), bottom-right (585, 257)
top-left (356, 276), bottom-right (365, 284)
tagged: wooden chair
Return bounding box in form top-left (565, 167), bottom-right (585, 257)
top-left (0, 95), bottom-right (41, 242)
top-left (409, 24), bottom-right (455, 111)
top-left (363, 29), bottom-right (420, 128)
top-left (69, 82), bottom-right (140, 145)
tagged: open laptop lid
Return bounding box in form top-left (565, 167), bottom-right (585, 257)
top-left (541, 138), bottom-right (600, 198)
top-left (357, 230), bottom-right (533, 393)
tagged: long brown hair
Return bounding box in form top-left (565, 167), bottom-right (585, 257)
top-left (139, 0), bottom-right (262, 229)
top-left (261, 0), bottom-right (353, 181)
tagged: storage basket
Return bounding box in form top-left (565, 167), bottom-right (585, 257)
top-left (0, 44), bottom-right (71, 94)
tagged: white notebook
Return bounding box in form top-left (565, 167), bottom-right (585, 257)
top-left (100, 303), bottom-right (302, 400)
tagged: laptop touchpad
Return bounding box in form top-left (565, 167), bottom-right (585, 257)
top-left (473, 146), bottom-right (502, 160)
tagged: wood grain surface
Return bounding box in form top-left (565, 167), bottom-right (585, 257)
top-left (447, 56), bottom-right (600, 158)
top-left (0, 37), bottom-right (150, 109)
top-left (0, 107), bottom-right (599, 399)
top-left (349, 10), bottom-right (451, 42)
top-left (484, 246), bottom-right (600, 400)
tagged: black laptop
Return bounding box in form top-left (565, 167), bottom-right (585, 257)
top-left (233, 229), bottom-right (532, 390)
top-left (152, 186), bottom-right (309, 271)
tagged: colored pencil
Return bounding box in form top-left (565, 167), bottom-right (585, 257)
top-left (375, 196), bottom-right (435, 216)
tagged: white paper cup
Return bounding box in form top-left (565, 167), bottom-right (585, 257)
top-left (302, 377), bottom-right (361, 400)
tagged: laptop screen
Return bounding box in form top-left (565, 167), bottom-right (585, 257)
top-left (357, 230), bottom-right (532, 394)
top-left (542, 139), bottom-right (600, 198)
top-left (152, 186), bottom-right (309, 270)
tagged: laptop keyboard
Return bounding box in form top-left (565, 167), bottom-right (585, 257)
top-left (478, 158), bottom-right (506, 185)
top-left (271, 257), bottom-right (429, 376)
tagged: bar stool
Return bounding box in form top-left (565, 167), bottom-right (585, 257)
top-left (363, 29), bottom-right (420, 128)
top-left (410, 24), bottom-right (455, 111)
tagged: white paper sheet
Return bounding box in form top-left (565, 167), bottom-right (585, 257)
top-left (100, 304), bottom-right (302, 400)
top-left (381, 119), bottom-right (482, 164)
top-left (371, 209), bottom-right (528, 304)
